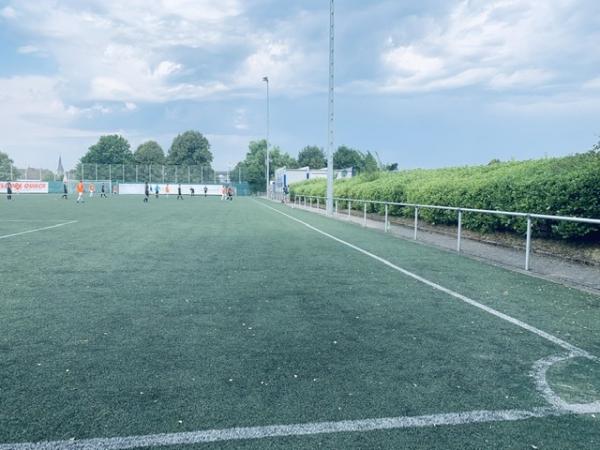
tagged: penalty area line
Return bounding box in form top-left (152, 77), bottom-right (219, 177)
top-left (258, 201), bottom-right (591, 358)
top-left (0, 406), bottom-right (579, 450)
top-left (0, 221), bottom-right (78, 240)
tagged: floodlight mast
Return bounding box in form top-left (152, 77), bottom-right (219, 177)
top-left (326, 0), bottom-right (335, 215)
top-left (263, 76), bottom-right (270, 198)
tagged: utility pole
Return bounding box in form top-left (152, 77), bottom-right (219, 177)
top-left (326, 0), bottom-right (335, 215)
top-left (263, 76), bottom-right (270, 198)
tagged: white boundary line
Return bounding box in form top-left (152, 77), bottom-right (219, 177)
top-left (0, 407), bottom-right (571, 450)
top-left (258, 201), bottom-right (590, 358)
top-left (0, 221), bottom-right (78, 240)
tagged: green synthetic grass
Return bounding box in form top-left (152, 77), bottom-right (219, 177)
top-left (1, 195), bottom-right (599, 449)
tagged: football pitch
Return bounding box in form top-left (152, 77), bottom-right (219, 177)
top-left (1, 195), bottom-right (599, 449)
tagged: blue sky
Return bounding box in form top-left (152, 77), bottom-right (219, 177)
top-left (1, 0), bottom-right (600, 171)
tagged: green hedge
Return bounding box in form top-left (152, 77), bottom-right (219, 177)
top-left (290, 152), bottom-right (600, 239)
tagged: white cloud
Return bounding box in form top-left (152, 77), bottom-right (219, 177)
top-left (0, 6), bottom-right (16, 19)
top-left (377, 0), bottom-right (599, 94)
top-left (489, 69), bottom-right (555, 89)
top-left (153, 61), bottom-right (183, 79)
top-left (17, 45), bottom-right (40, 54)
top-left (234, 108), bottom-right (248, 130)
top-left (583, 77), bottom-right (600, 90)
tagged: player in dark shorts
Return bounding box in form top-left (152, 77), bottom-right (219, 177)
top-left (176, 184), bottom-right (183, 200)
top-left (100, 183), bottom-right (108, 198)
top-left (190, 187), bottom-right (195, 196)
top-left (227, 186), bottom-right (233, 201)
top-left (144, 182), bottom-right (150, 203)
top-left (203, 186), bottom-right (208, 197)
top-left (6, 182), bottom-right (12, 200)
top-left (62, 183), bottom-right (68, 199)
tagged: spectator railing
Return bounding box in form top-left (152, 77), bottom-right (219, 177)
top-left (289, 194), bottom-right (600, 271)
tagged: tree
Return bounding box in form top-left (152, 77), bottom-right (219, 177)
top-left (385, 163), bottom-right (399, 171)
top-left (297, 146), bottom-right (326, 169)
top-left (333, 146), bottom-right (365, 171)
top-left (167, 131), bottom-right (212, 166)
top-left (0, 151), bottom-right (18, 180)
top-left (232, 140), bottom-right (298, 193)
top-left (81, 135), bottom-right (134, 164)
top-left (134, 141), bottom-right (166, 165)
top-left (363, 151), bottom-right (379, 173)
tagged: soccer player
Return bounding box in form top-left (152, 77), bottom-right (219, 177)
top-left (144, 182), bottom-right (149, 203)
top-left (62, 182), bottom-right (68, 199)
top-left (177, 184), bottom-right (183, 200)
top-left (203, 186), bottom-right (208, 197)
top-left (89, 183), bottom-right (95, 198)
top-left (190, 187), bottom-right (195, 196)
top-left (76, 180), bottom-right (85, 203)
top-left (227, 186), bottom-right (234, 201)
top-left (100, 183), bottom-right (107, 198)
top-left (165, 184), bottom-right (170, 197)
top-left (154, 184), bottom-right (159, 198)
top-left (221, 185), bottom-right (226, 200)
top-left (6, 182), bottom-right (12, 200)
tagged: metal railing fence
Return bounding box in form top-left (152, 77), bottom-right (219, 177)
top-left (288, 194), bottom-right (600, 271)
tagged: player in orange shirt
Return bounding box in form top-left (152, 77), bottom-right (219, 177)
top-left (76, 180), bottom-right (85, 203)
top-left (89, 183), bottom-right (95, 198)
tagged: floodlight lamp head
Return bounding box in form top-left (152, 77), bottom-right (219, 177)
top-left (262, 76), bottom-right (269, 83)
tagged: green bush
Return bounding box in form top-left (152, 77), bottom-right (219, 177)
top-left (290, 152), bottom-right (600, 240)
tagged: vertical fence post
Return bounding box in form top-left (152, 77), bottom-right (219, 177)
top-left (136, 165), bottom-right (138, 183)
top-left (384, 204), bottom-right (389, 232)
top-left (348, 201), bottom-right (352, 219)
top-left (162, 165), bottom-right (165, 183)
top-left (525, 216), bottom-right (532, 271)
top-left (457, 210), bottom-right (462, 253)
top-left (175, 166), bottom-right (178, 183)
top-left (310, 198), bottom-right (312, 209)
top-left (201, 166), bottom-right (203, 183)
top-left (335, 200), bottom-right (339, 215)
top-left (188, 166), bottom-right (191, 184)
top-left (414, 207), bottom-right (419, 240)
top-left (95, 164), bottom-right (98, 181)
top-left (122, 164), bottom-right (125, 183)
top-left (363, 203), bottom-right (367, 227)
top-left (317, 198), bottom-right (320, 210)
top-left (149, 164), bottom-right (152, 184)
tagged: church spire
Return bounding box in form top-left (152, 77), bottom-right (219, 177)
top-left (57, 155), bottom-right (64, 175)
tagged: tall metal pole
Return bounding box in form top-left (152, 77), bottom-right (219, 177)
top-left (326, 0), bottom-right (335, 216)
top-left (263, 76), bottom-right (270, 198)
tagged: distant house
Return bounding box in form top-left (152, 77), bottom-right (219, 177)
top-left (274, 166), bottom-right (353, 194)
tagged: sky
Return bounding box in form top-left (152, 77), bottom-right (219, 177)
top-left (1, 0), bottom-right (600, 172)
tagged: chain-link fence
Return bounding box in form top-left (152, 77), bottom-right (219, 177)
top-left (50, 164), bottom-right (248, 184)
top-left (1, 163), bottom-right (246, 184)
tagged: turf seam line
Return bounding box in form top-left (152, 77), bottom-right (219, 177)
top-left (257, 201), bottom-right (591, 358)
top-left (0, 407), bottom-right (579, 450)
top-left (0, 221), bottom-right (78, 240)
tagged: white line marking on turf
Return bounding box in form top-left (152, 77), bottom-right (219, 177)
top-left (258, 201), bottom-right (591, 358)
top-left (532, 353), bottom-right (600, 414)
top-left (0, 406), bottom-right (583, 450)
top-left (0, 221), bottom-right (78, 240)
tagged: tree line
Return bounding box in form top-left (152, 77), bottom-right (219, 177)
top-left (1, 130), bottom-right (397, 191)
top-left (232, 141), bottom-right (398, 192)
top-left (79, 131), bottom-right (212, 167)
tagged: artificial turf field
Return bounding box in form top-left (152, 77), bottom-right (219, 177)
top-left (1, 194), bottom-right (599, 449)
